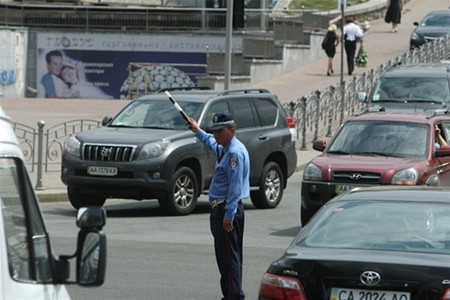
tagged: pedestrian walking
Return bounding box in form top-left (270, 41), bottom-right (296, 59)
top-left (321, 23), bottom-right (340, 76)
top-left (187, 112), bottom-right (250, 300)
top-left (385, 0), bottom-right (403, 33)
top-left (343, 17), bottom-right (364, 76)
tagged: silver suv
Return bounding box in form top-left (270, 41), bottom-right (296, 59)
top-left (61, 89), bottom-right (297, 215)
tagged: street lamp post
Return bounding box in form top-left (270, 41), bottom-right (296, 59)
top-left (340, 0), bottom-right (346, 125)
top-left (224, 0), bottom-right (233, 90)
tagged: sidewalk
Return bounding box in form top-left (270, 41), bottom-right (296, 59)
top-left (4, 0), bottom-right (449, 202)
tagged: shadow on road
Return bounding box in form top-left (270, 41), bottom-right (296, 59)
top-left (269, 226), bottom-right (302, 238)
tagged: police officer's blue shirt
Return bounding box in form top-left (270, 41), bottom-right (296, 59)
top-left (196, 130), bottom-right (250, 221)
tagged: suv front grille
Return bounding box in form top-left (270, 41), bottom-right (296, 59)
top-left (82, 143), bottom-right (136, 162)
top-left (332, 171), bottom-right (381, 184)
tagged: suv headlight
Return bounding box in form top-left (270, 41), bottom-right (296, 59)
top-left (303, 163), bottom-right (322, 181)
top-left (137, 140), bottom-right (170, 160)
top-left (66, 137), bottom-right (81, 158)
top-left (391, 168), bottom-right (418, 185)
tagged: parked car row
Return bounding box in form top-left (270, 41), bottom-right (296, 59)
top-left (260, 61), bottom-right (450, 299)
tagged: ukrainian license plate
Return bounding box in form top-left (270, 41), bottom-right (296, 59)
top-left (87, 166), bottom-right (118, 176)
top-left (330, 287), bottom-right (410, 300)
top-left (335, 184), bottom-right (355, 195)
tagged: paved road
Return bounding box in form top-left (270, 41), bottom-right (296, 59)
top-left (42, 172), bottom-right (304, 300)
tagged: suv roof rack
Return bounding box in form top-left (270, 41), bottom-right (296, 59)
top-left (355, 106), bottom-right (386, 116)
top-left (427, 109), bottom-right (450, 119)
top-left (156, 86), bottom-right (211, 93)
top-left (219, 89), bottom-right (270, 96)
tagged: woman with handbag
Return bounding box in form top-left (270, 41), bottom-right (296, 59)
top-left (322, 24), bottom-right (339, 76)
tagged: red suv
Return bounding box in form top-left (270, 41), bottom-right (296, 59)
top-left (301, 110), bottom-right (450, 225)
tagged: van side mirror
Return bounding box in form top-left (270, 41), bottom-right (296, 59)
top-left (76, 231), bottom-right (106, 286)
top-left (356, 92), bottom-right (367, 103)
top-left (76, 207), bottom-right (106, 229)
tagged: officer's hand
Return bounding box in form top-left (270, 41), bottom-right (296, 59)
top-left (223, 218), bottom-right (234, 233)
top-left (187, 118), bottom-right (200, 133)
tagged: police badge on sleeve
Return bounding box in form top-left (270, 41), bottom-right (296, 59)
top-left (230, 156), bottom-right (238, 170)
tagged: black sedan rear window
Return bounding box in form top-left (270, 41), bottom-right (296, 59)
top-left (298, 200), bottom-right (450, 255)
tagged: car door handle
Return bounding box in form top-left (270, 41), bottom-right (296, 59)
top-left (258, 135), bottom-right (268, 140)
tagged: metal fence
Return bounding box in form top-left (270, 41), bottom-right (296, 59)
top-left (10, 35), bottom-right (450, 189)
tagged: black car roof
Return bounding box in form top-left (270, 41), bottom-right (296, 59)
top-left (330, 186), bottom-right (450, 204)
top-left (423, 11), bottom-right (450, 17)
top-left (383, 63), bottom-right (450, 77)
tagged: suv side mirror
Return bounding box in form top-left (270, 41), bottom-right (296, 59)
top-left (101, 116), bottom-right (113, 126)
top-left (313, 140), bottom-right (327, 152)
top-left (356, 92), bottom-right (367, 103)
top-left (435, 146), bottom-right (450, 157)
top-left (413, 21), bottom-right (419, 26)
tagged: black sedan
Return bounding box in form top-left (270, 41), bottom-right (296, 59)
top-left (259, 186), bottom-right (450, 300)
top-left (410, 11), bottom-right (450, 50)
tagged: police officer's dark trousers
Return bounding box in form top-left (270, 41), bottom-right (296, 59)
top-left (210, 201), bottom-right (245, 300)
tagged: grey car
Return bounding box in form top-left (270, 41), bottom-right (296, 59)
top-left (357, 63), bottom-right (450, 111)
top-left (61, 89), bottom-right (297, 215)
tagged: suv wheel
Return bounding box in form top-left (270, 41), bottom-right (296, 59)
top-left (67, 186), bottom-right (106, 209)
top-left (159, 166), bottom-right (199, 216)
top-left (250, 162), bottom-right (284, 209)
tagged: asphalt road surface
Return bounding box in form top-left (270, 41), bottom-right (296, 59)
top-left (41, 171), bottom-right (304, 300)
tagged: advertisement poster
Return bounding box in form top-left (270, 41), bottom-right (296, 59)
top-left (37, 33), bottom-right (242, 99)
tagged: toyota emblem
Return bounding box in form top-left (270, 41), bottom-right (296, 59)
top-left (350, 173), bottom-right (363, 180)
top-left (101, 147), bottom-right (113, 157)
top-left (360, 271), bottom-right (381, 286)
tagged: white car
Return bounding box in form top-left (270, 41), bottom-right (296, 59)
top-left (0, 105), bottom-right (107, 299)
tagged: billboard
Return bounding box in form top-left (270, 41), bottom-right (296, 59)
top-left (37, 33), bottom-right (243, 99)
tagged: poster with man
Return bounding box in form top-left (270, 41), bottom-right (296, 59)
top-left (37, 33), bottom-right (242, 99)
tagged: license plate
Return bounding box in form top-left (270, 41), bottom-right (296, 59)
top-left (330, 287), bottom-right (410, 300)
top-left (335, 184), bottom-right (355, 195)
top-left (87, 166), bottom-right (118, 176)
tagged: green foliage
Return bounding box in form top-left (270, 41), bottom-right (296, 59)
top-left (289, 0), bottom-right (369, 10)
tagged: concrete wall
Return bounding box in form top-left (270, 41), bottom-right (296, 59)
top-left (197, 32), bottom-right (325, 89)
top-left (0, 27), bottom-right (28, 98)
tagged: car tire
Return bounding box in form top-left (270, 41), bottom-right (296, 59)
top-left (159, 166), bottom-right (199, 216)
top-left (250, 162), bottom-right (284, 209)
top-left (67, 186), bottom-right (106, 209)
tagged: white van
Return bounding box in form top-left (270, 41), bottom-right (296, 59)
top-left (0, 105), bottom-right (107, 299)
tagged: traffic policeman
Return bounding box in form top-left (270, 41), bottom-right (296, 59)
top-left (187, 112), bottom-right (249, 300)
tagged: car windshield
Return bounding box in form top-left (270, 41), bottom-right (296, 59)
top-left (110, 99), bottom-right (204, 130)
top-left (371, 77), bottom-right (450, 103)
top-left (298, 200), bottom-right (450, 255)
top-left (327, 121), bottom-right (429, 158)
top-left (421, 15), bottom-right (450, 27)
